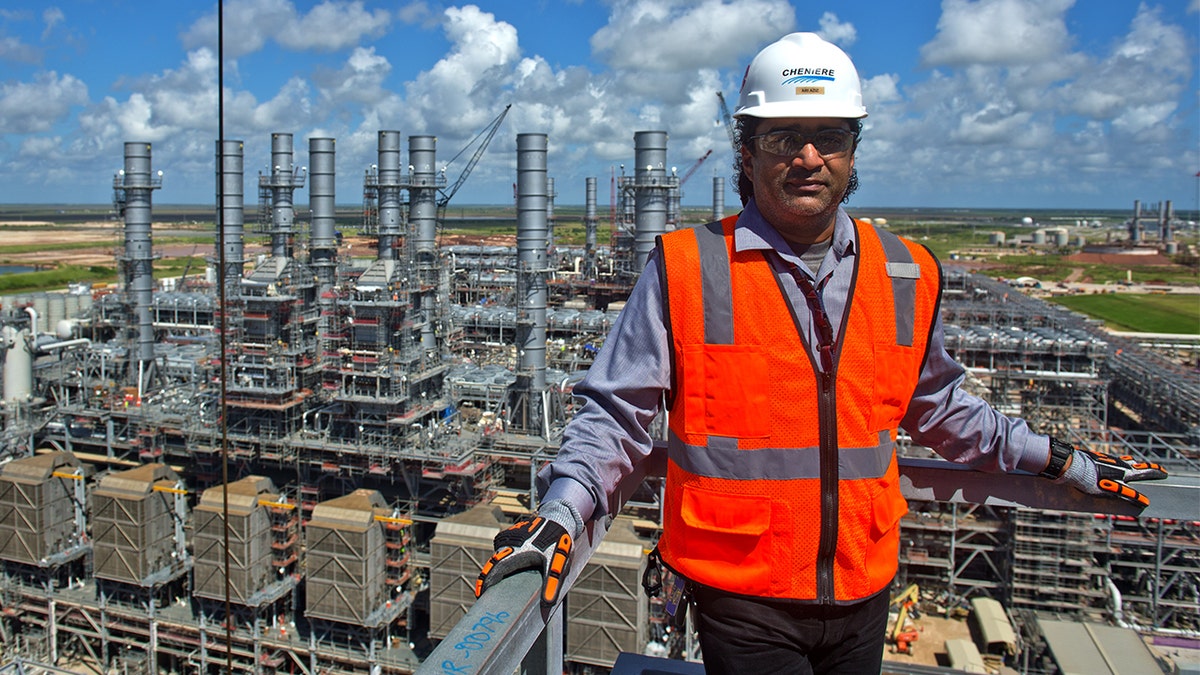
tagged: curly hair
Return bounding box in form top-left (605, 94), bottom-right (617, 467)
top-left (732, 116), bottom-right (862, 207)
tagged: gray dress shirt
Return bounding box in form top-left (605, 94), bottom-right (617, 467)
top-left (540, 199), bottom-right (1051, 523)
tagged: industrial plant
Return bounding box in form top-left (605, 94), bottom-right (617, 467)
top-left (0, 120), bottom-right (1194, 675)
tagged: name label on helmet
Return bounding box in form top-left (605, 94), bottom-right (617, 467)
top-left (795, 86), bottom-right (825, 95)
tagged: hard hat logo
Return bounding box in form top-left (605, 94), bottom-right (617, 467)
top-left (734, 32), bottom-right (867, 120)
top-left (784, 75), bottom-right (834, 85)
top-left (781, 68), bottom-right (835, 81)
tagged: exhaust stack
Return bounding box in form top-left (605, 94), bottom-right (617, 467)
top-left (114, 142), bottom-right (161, 391)
top-left (309, 137), bottom-right (337, 291)
top-left (377, 131), bottom-right (403, 261)
top-left (584, 176), bottom-right (598, 278)
top-left (633, 131), bottom-right (669, 270)
top-left (712, 175), bottom-right (725, 223)
top-left (216, 140), bottom-right (245, 292)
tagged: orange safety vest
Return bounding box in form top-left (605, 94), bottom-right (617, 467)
top-left (655, 214), bottom-right (941, 603)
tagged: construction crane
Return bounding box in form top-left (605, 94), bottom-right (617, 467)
top-left (716, 91), bottom-right (737, 154)
top-left (888, 584), bottom-right (921, 655)
top-left (437, 103), bottom-right (512, 209)
top-left (678, 149), bottom-right (713, 188)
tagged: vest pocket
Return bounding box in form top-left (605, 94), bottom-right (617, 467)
top-left (677, 485), bottom-right (774, 594)
top-left (867, 476), bottom-right (907, 591)
top-left (871, 343), bottom-right (918, 429)
top-left (681, 344), bottom-right (770, 439)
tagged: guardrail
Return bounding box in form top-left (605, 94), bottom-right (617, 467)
top-left (418, 450), bottom-right (1198, 675)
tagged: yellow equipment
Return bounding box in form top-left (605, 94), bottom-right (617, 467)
top-left (888, 584), bottom-right (921, 654)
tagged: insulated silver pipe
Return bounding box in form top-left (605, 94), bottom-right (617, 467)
top-left (117, 142), bottom-right (160, 371)
top-left (309, 137), bottom-right (337, 289)
top-left (546, 176), bottom-right (556, 250)
top-left (377, 131), bottom-right (402, 260)
top-left (634, 131), bottom-right (669, 270)
top-left (668, 172), bottom-right (680, 228)
top-left (516, 133), bottom-right (548, 391)
top-left (712, 175), bottom-right (725, 223)
top-left (216, 140), bottom-right (244, 291)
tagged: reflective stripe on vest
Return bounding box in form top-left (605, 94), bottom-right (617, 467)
top-left (667, 430), bottom-right (893, 480)
top-left (655, 215), bottom-right (941, 602)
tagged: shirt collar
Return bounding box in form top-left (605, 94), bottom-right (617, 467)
top-left (733, 198), bottom-right (859, 265)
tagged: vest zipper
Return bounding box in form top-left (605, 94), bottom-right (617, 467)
top-left (816, 368), bottom-right (838, 604)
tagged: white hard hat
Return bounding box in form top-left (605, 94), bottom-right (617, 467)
top-left (735, 32), bottom-right (867, 119)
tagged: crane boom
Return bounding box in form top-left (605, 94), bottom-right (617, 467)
top-left (716, 91), bottom-right (737, 154)
top-left (679, 149), bottom-right (712, 187)
top-left (438, 103), bottom-right (512, 207)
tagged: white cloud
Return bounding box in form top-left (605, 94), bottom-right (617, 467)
top-left (855, 0), bottom-right (1196, 206)
top-left (1059, 4), bottom-right (1190, 125)
top-left (1111, 102), bottom-right (1178, 139)
top-left (314, 46), bottom-right (393, 105)
top-left (238, 77), bottom-right (313, 131)
top-left (276, 1), bottom-right (390, 52)
top-left (862, 73), bottom-right (902, 108)
top-left (920, 0), bottom-right (1074, 67)
top-left (41, 7), bottom-right (63, 40)
top-left (182, 0), bottom-right (293, 58)
top-left (592, 0), bottom-right (795, 72)
top-left (182, 0), bottom-right (391, 58)
top-left (396, 1), bottom-right (438, 28)
top-left (0, 34), bottom-right (40, 63)
top-left (0, 71), bottom-right (88, 133)
top-left (817, 12), bottom-right (856, 47)
top-left (399, 5), bottom-right (521, 134)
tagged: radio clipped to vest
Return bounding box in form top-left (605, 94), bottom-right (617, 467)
top-left (642, 547), bottom-right (692, 628)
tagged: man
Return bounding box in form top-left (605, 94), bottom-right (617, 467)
top-left (475, 32), bottom-right (1166, 674)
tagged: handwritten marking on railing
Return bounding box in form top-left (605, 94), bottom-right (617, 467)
top-left (440, 610), bottom-right (511, 674)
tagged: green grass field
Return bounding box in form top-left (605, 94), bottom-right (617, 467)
top-left (1049, 293), bottom-right (1199, 334)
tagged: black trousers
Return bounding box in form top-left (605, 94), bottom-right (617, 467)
top-left (692, 585), bottom-right (890, 674)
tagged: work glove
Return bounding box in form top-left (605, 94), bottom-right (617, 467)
top-left (475, 499), bottom-right (584, 607)
top-left (1056, 445), bottom-right (1168, 508)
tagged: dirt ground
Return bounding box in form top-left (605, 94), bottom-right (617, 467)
top-left (0, 221), bottom-right (121, 268)
top-left (882, 613), bottom-right (976, 670)
top-left (0, 221), bottom-right (522, 270)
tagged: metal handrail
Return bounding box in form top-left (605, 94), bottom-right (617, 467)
top-left (418, 450), bottom-right (1197, 675)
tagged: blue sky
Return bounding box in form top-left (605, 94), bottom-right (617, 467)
top-left (1, 0), bottom-right (1197, 212)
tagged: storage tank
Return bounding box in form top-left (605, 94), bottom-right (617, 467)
top-left (1052, 229), bottom-right (1069, 247)
top-left (1031, 230), bottom-right (1046, 245)
top-left (31, 294), bottom-right (48, 333)
top-left (3, 325), bottom-right (32, 402)
top-left (989, 232), bottom-right (1006, 246)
